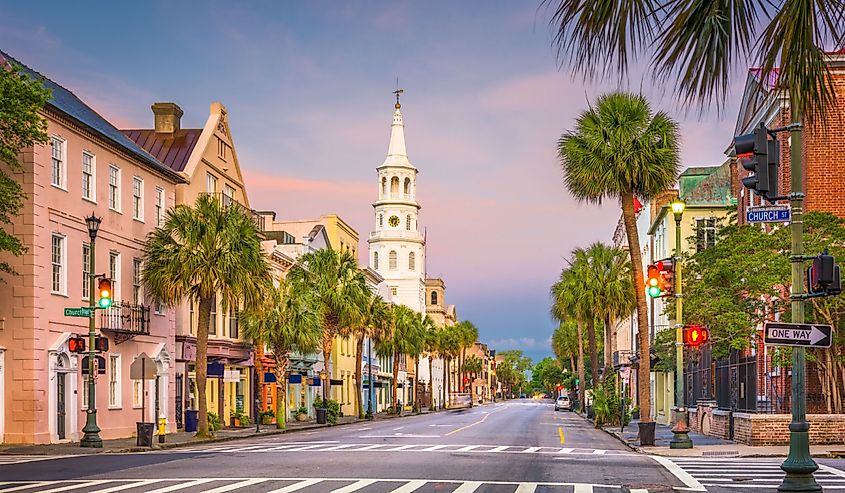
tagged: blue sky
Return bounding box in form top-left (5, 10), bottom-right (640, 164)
top-left (2, 2), bottom-right (744, 363)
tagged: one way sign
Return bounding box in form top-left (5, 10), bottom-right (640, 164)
top-left (764, 322), bottom-right (832, 348)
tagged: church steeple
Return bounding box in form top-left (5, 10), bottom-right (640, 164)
top-left (383, 88), bottom-right (414, 169)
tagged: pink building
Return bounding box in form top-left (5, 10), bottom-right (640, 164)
top-left (0, 52), bottom-right (185, 444)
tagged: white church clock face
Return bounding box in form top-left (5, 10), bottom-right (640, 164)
top-left (388, 215), bottom-right (400, 227)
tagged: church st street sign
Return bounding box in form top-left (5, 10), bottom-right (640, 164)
top-left (746, 205), bottom-right (791, 223)
top-left (764, 321), bottom-right (832, 348)
top-left (64, 307), bottom-right (93, 317)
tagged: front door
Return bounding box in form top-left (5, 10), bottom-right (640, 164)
top-left (154, 376), bottom-right (160, 421)
top-left (175, 373), bottom-right (183, 429)
top-left (56, 373), bottom-right (66, 440)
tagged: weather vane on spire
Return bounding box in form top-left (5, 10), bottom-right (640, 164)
top-left (393, 77), bottom-right (404, 109)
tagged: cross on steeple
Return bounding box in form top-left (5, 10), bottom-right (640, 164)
top-left (393, 78), bottom-right (404, 109)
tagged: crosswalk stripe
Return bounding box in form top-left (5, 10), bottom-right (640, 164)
top-left (573, 484), bottom-right (593, 493)
top-left (36, 481), bottom-right (106, 493)
top-left (88, 480), bottom-right (160, 493)
top-left (323, 444), bottom-right (357, 451)
top-left (488, 446), bottom-right (508, 452)
top-left (143, 478), bottom-right (215, 493)
top-left (456, 445), bottom-right (480, 452)
top-left (200, 479), bottom-right (267, 493)
top-left (284, 445), bottom-right (324, 451)
top-left (386, 445), bottom-right (417, 451)
top-left (421, 445), bottom-right (447, 451)
top-left (451, 481), bottom-right (482, 493)
top-left (557, 448), bottom-right (573, 453)
top-left (390, 480), bottom-right (426, 493)
top-left (521, 447), bottom-right (540, 453)
top-left (331, 479), bottom-right (376, 493)
top-left (0, 483), bottom-right (53, 493)
top-left (514, 482), bottom-right (537, 493)
top-left (264, 479), bottom-right (322, 493)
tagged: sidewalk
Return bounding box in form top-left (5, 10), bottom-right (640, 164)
top-left (0, 408), bottom-right (441, 456)
top-left (599, 418), bottom-right (845, 458)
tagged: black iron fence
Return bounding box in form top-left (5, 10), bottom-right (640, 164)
top-left (99, 302), bottom-right (150, 344)
top-left (685, 344), bottom-right (714, 407)
top-left (715, 351), bottom-right (757, 412)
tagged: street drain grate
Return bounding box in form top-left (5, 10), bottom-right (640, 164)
top-left (702, 450), bottom-right (739, 456)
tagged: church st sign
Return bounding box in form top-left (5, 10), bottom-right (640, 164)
top-left (746, 205), bottom-right (791, 223)
top-left (764, 321), bottom-right (832, 348)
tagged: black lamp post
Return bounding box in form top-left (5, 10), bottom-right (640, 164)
top-left (80, 214), bottom-right (103, 448)
top-left (366, 337), bottom-right (374, 420)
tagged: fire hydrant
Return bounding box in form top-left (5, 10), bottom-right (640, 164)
top-left (158, 416), bottom-right (166, 443)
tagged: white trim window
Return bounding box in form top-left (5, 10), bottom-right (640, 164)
top-left (132, 258), bottom-right (142, 304)
top-left (132, 176), bottom-right (143, 221)
top-left (223, 184), bottom-right (235, 207)
top-left (132, 380), bottom-right (143, 408)
top-left (82, 151), bottom-right (96, 201)
top-left (109, 251), bottom-right (121, 301)
top-left (108, 165), bottom-right (121, 212)
top-left (82, 243), bottom-right (91, 300)
top-left (390, 286), bottom-right (398, 296)
top-left (108, 354), bottom-right (121, 409)
top-left (51, 234), bottom-right (66, 295)
top-left (696, 217), bottom-right (718, 252)
top-left (206, 173), bottom-right (218, 194)
top-left (50, 136), bottom-right (66, 189)
top-left (155, 187), bottom-right (165, 227)
top-left (389, 250), bottom-right (397, 270)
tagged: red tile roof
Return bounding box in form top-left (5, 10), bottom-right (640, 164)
top-left (121, 128), bottom-right (202, 172)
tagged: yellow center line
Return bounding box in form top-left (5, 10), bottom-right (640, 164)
top-left (558, 426), bottom-right (565, 444)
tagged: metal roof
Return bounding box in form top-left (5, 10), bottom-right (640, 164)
top-left (122, 128), bottom-right (201, 172)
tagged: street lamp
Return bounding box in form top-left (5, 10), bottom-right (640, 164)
top-left (669, 199), bottom-right (692, 449)
top-left (80, 213), bottom-right (103, 448)
top-left (366, 337), bottom-right (374, 420)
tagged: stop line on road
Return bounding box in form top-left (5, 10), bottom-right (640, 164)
top-left (0, 477), bottom-right (649, 493)
top-left (172, 441), bottom-right (635, 457)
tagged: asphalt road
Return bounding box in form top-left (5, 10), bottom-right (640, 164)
top-left (1, 399), bottom-right (843, 493)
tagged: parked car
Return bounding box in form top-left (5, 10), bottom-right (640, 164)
top-left (555, 395), bottom-right (573, 411)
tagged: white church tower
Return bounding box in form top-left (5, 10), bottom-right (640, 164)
top-left (368, 91), bottom-right (426, 313)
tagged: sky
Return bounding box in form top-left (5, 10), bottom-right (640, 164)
top-left (2, 1), bottom-right (746, 363)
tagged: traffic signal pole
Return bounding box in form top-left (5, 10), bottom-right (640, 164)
top-left (80, 237), bottom-right (102, 448)
top-left (670, 207), bottom-right (692, 449)
top-left (779, 107), bottom-right (820, 492)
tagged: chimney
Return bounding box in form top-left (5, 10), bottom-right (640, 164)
top-left (151, 102), bottom-right (183, 134)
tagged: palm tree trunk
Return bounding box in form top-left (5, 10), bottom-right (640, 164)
top-left (621, 190), bottom-right (652, 423)
top-left (355, 334), bottom-right (365, 419)
top-left (321, 325), bottom-right (334, 403)
top-left (443, 357), bottom-right (449, 408)
top-left (576, 320), bottom-right (586, 412)
top-left (274, 354), bottom-right (289, 429)
top-left (605, 315), bottom-right (615, 373)
top-left (255, 342), bottom-right (265, 412)
top-left (587, 319), bottom-right (598, 386)
top-left (414, 357), bottom-right (420, 412)
top-left (195, 295), bottom-right (212, 438)
top-left (392, 351), bottom-right (400, 412)
top-left (428, 355), bottom-right (434, 410)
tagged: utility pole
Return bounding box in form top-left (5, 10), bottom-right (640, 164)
top-left (669, 200), bottom-right (692, 449)
top-left (80, 215), bottom-right (102, 448)
top-left (779, 105), bottom-right (820, 493)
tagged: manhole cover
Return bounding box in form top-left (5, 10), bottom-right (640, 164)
top-left (703, 450), bottom-right (739, 456)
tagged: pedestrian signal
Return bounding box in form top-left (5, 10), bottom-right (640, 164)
top-left (684, 325), bottom-right (709, 347)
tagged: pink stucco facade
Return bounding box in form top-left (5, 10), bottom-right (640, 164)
top-left (0, 104), bottom-right (182, 444)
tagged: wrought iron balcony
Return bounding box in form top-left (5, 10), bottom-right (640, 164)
top-left (99, 302), bottom-right (150, 344)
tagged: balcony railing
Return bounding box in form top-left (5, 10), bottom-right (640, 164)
top-left (201, 192), bottom-right (266, 231)
top-left (100, 302), bottom-right (150, 344)
top-left (369, 230), bottom-right (424, 241)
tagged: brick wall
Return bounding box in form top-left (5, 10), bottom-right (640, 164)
top-left (733, 413), bottom-right (845, 445)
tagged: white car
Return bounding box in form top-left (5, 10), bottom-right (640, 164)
top-left (554, 395), bottom-right (573, 411)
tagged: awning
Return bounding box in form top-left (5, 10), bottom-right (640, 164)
top-left (330, 379), bottom-right (343, 386)
top-left (207, 362), bottom-right (225, 377)
top-left (288, 374), bottom-right (302, 384)
top-left (309, 377), bottom-right (321, 387)
top-left (264, 372), bottom-right (277, 383)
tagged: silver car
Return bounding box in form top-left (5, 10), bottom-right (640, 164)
top-left (554, 395), bottom-right (572, 411)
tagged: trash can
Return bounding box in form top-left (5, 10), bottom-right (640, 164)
top-left (185, 409), bottom-right (198, 433)
top-left (316, 407), bottom-right (327, 424)
top-left (136, 422), bottom-right (155, 447)
top-left (638, 421), bottom-right (656, 446)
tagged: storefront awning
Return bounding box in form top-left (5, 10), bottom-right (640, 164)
top-left (288, 374), bottom-right (302, 384)
top-left (330, 379), bottom-right (343, 386)
top-left (264, 372), bottom-right (277, 383)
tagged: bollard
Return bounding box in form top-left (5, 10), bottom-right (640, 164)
top-left (158, 416), bottom-right (166, 444)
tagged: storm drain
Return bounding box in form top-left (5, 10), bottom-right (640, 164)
top-left (702, 450), bottom-right (739, 456)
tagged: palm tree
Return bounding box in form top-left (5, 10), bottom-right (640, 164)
top-left (287, 248), bottom-right (367, 402)
top-left (440, 325), bottom-right (460, 407)
top-left (456, 321), bottom-right (479, 393)
top-left (142, 194), bottom-right (270, 437)
top-left (352, 290), bottom-right (389, 419)
top-left (240, 279), bottom-right (321, 429)
top-left (585, 242), bottom-right (635, 374)
top-left (424, 326), bottom-right (442, 409)
top-left (552, 321), bottom-right (580, 377)
top-left (570, 247), bottom-right (600, 386)
top-left (464, 355), bottom-right (483, 393)
top-left (551, 267), bottom-right (588, 410)
top-left (375, 304), bottom-right (422, 412)
top-left (557, 92), bottom-right (680, 425)
top-left (414, 315), bottom-right (436, 412)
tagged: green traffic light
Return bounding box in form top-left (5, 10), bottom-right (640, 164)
top-left (98, 297), bottom-right (112, 308)
top-left (647, 286), bottom-right (661, 298)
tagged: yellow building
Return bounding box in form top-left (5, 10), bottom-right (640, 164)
top-left (124, 102), bottom-right (259, 429)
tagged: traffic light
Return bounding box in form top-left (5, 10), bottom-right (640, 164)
top-left (735, 122), bottom-right (779, 202)
top-left (68, 336), bottom-right (87, 353)
top-left (684, 325), bottom-right (709, 347)
top-left (807, 251), bottom-right (842, 296)
top-left (97, 278), bottom-right (112, 308)
top-left (94, 336), bottom-right (109, 352)
top-left (646, 264), bottom-right (661, 298)
top-left (656, 258), bottom-right (675, 297)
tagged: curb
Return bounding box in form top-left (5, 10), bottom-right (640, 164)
top-left (576, 412), bottom-right (642, 454)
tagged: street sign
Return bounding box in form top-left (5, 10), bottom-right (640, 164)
top-left (64, 307), bottom-right (93, 317)
top-left (130, 352), bottom-right (157, 380)
top-left (764, 322), bottom-right (832, 348)
top-left (747, 205), bottom-right (791, 223)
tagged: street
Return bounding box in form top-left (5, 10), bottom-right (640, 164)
top-left (7, 399), bottom-right (843, 493)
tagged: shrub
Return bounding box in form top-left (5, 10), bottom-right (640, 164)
top-left (313, 396), bottom-right (340, 425)
top-left (207, 411), bottom-right (222, 432)
top-left (230, 409), bottom-right (251, 427)
top-left (591, 378), bottom-right (628, 428)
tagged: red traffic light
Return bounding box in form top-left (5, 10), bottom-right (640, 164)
top-left (685, 325), bottom-right (709, 347)
top-left (68, 336), bottom-right (87, 353)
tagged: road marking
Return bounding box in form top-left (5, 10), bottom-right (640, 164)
top-left (630, 489), bottom-right (649, 493)
top-left (36, 481), bottom-right (107, 493)
top-left (557, 447), bottom-right (573, 454)
top-left (390, 480), bottom-right (426, 493)
top-left (332, 479), bottom-right (376, 493)
top-left (0, 483), bottom-right (52, 493)
top-left (143, 479), bottom-right (215, 493)
top-left (360, 434), bottom-right (441, 438)
top-left (284, 444), bottom-right (326, 451)
top-left (200, 479), bottom-right (267, 493)
top-left (428, 424), bottom-right (453, 427)
top-left (386, 445), bottom-right (417, 451)
top-left (265, 479), bottom-right (321, 493)
top-left (87, 481), bottom-right (160, 493)
top-left (456, 445), bottom-right (480, 452)
top-left (558, 426), bottom-right (565, 444)
top-left (591, 449), bottom-right (606, 455)
top-left (521, 447), bottom-right (541, 453)
top-left (356, 444), bottom-right (385, 450)
top-left (393, 426), bottom-right (404, 430)
top-left (488, 446), bottom-right (509, 452)
top-left (322, 444), bottom-right (358, 451)
top-left (452, 481), bottom-right (482, 493)
top-left (445, 407), bottom-right (504, 436)
top-left (649, 455), bottom-right (706, 492)
top-left (514, 483), bottom-right (537, 493)
top-left (421, 444), bottom-right (448, 451)
top-left (574, 485), bottom-right (593, 493)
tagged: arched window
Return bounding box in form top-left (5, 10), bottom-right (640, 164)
top-left (381, 177), bottom-right (387, 197)
top-left (373, 252), bottom-right (379, 270)
top-left (389, 251), bottom-right (397, 270)
top-left (390, 176), bottom-right (399, 196)
top-left (378, 214), bottom-right (383, 227)
top-left (404, 178), bottom-right (411, 197)
top-left (406, 214), bottom-right (411, 231)
top-left (431, 291), bottom-right (438, 305)
top-left (409, 252), bottom-right (416, 271)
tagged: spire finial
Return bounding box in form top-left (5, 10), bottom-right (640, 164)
top-left (393, 78), bottom-right (404, 109)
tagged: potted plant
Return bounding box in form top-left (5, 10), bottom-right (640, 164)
top-left (295, 406), bottom-right (309, 422)
top-left (631, 406), bottom-right (640, 420)
top-left (260, 409), bottom-right (275, 425)
top-left (229, 410), bottom-right (251, 428)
